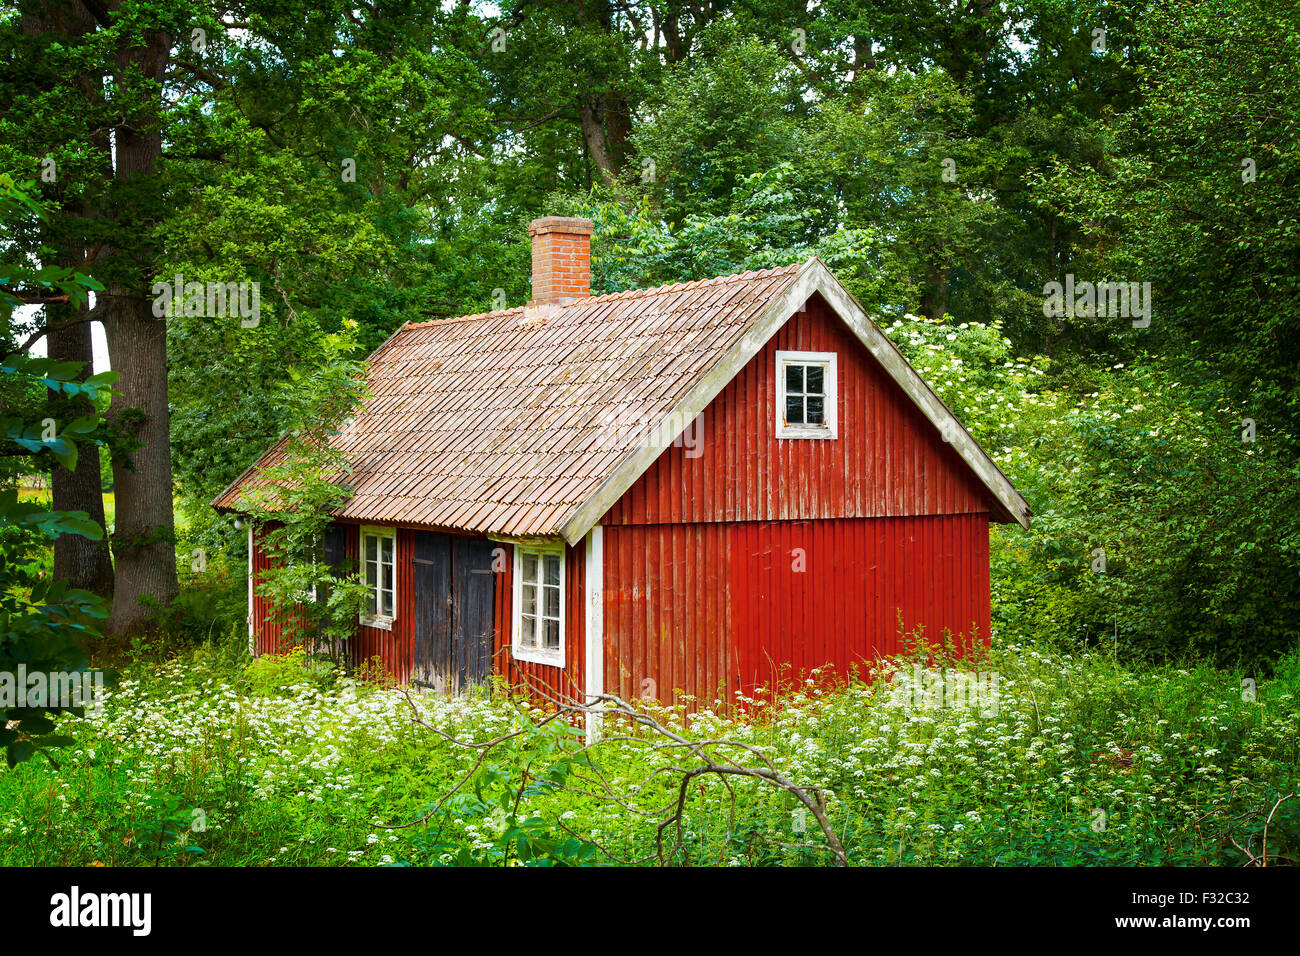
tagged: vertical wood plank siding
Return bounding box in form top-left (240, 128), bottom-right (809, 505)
top-left (251, 523), bottom-right (412, 684)
top-left (250, 527), bottom-right (291, 656)
top-left (602, 515), bottom-right (991, 705)
top-left (595, 295), bottom-right (997, 707)
top-left (252, 526), bottom-right (587, 699)
top-left (345, 525), bottom-right (414, 682)
top-left (601, 295), bottom-right (988, 525)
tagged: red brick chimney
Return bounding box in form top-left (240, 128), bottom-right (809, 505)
top-left (528, 216), bottom-right (593, 306)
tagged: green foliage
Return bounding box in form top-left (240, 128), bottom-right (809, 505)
top-left (891, 313), bottom-right (1300, 670)
top-left (242, 646), bottom-right (336, 697)
top-left (585, 165), bottom-right (871, 298)
top-left (1019, 0), bottom-right (1300, 668)
top-left (1043, 0), bottom-right (1300, 437)
top-left (0, 639), bottom-right (1294, 866)
top-left (631, 25), bottom-right (803, 224)
top-left (135, 791), bottom-right (206, 865)
top-left (0, 177), bottom-right (115, 768)
top-left (405, 717), bottom-right (602, 867)
top-left (0, 364), bottom-right (112, 769)
top-left (240, 326), bottom-right (371, 653)
top-left (1009, 359), bottom-right (1300, 667)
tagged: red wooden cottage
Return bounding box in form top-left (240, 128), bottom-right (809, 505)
top-left (214, 216), bottom-right (1031, 720)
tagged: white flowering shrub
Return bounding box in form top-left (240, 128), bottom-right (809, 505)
top-left (0, 638), bottom-right (1294, 866)
top-left (888, 315), bottom-right (1300, 669)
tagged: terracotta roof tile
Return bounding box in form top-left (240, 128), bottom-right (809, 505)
top-left (214, 263), bottom-right (805, 535)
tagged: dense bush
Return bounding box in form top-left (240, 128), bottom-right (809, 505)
top-left (891, 315), bottom-right (1300, 671)
top-left (0, 636), bottom-right (1294, 866)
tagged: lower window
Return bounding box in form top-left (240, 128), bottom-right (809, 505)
top-left (513, 544), bottom-right (564, 665)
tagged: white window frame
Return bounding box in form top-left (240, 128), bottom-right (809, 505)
top-left (293, 548), bottom-right (321, 606)
top-left (359, 525), bottom-right (397, 630)
top-left (775, 349), bottom-right (838, 439)
top-left (291, 532), bottom-right (327, 606)
top-left (511, 541), bottom-right (566, 667)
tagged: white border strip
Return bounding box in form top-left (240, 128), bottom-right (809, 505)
top-left (247, 524), bottom-right (255, 656)
top-left (583, 526), bottom-right (604, 743)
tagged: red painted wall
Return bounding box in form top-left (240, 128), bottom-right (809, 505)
top-left (601, 294), bottom-right (990, 525)
top-left (597, 294), bottom-right (995, 706)
top-left (252, 526), bottom-right (588, 698)
top-left (251, 523), bottom-right (414, 682)
top-left (726, 514), bottom-right (990, 694)
top-left (601, 515), bottom-right (990, 704)
top-left (345, 524), bottom-right (413, 682)
top-left (249, 530), bottom-right (297, 656)
top-left (601, 523), bottom-right (732, 708)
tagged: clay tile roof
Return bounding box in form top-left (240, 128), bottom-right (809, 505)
top-left (212, 262), bottom-right (806, 537)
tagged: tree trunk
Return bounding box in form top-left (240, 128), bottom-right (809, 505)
top-left (104, 291), bottom-right (177, 634)
top-left (920, 262), bottom-right (949, 321)
top-left (17, 3), bottom-right (177, 633)
top-left (47, 307), bottom-right (114, 596)
top-left (103, 24), bottom-right (178, 635)
top-left (23, 0), bottom-right (115, 597)
top-left (603, 92), bottom-right (631, 171)
top-left (580, 96), bottom-right (620, 187)
top-left (851, 34), bottom-right (876, 86)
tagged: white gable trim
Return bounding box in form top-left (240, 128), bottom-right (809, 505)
top-left (559, 258), bottom-right (1031, 544)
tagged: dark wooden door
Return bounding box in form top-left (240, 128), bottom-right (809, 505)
top-left (411, 532), bottom-right (453, 692)
top-left (451, 538), bottom-right (497, 693)
top-left (411, 532), bottom-right (496, 694)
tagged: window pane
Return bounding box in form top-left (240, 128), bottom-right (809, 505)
top-left (786, 395), bottom-right (804, 425)
top-left (544, 554), bottom-right (560, 587)
top-left (544, 584), bottom-right (559, 619)
top-left (806, 396), bottom-right (825, 425)
top-left (365, 559), bottom-right (377, 589)
top-left (366, 593), bottom-right (377, 616)
top-left (381, 589), bottom-right (393, 617)
top-left (522, 583), bottom-right (536, 617)
top-left (365, 535), bottom-right (377, 562)
top-left (543, 617), bottom-right (560, 650)
top-left (382, 559), bottom-right (393, 593)
top-left (785, 364), bottom-right (803, 393)
top-left (381, 536), bottom-right (393, 563)
top-left (520, 615), bottom-right (535, 647)
top-left (805, 365), bottom-right (824, 395)
top-left (522, 552), bottom-right (538, 583)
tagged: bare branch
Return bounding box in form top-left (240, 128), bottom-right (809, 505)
top-left (381, 672), bottom-right (849, 867)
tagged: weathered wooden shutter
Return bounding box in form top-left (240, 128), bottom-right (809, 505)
top-left (322, 525), bottom-right (348, 576)
top-left (316, 524), bottom-right (350, 644)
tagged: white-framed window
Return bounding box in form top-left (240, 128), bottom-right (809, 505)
top-left (775, 350), bottom-right (838, 439)
top-left (293, 542), bottom-right (321, 605)
top-left (512, 542), bottom-right (565, 666)
top-left (360, 526), bottom-right (396, 629)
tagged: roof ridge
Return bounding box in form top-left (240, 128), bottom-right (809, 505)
top-left (586, 262), bottom-right (801, 305)
top-left (398, 261), bottom-right (803, 332)
top-left (404, 305), bottom-right (527, 330)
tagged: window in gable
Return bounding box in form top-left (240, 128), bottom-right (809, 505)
top-left (776, 350), bottom-right (838, 439)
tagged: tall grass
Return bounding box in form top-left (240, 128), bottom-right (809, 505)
top-left (0, 636), bottom-right (1295, 866)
